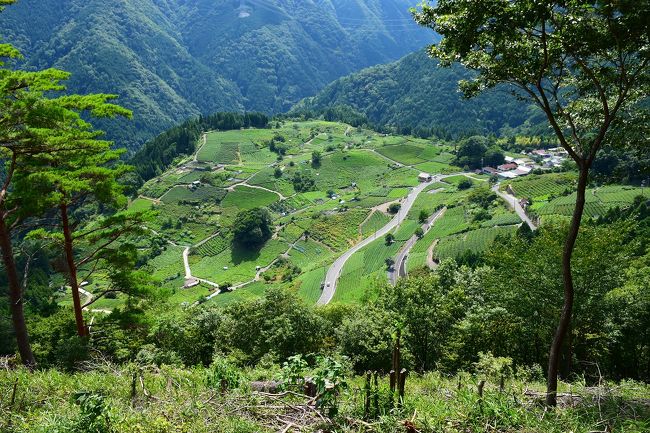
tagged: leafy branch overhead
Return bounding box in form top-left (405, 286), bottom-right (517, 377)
top-left (414, 0), bottom-right (649, 163)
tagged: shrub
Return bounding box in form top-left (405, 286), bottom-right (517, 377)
top-left (458, 179), bottom-right (473, 190)
top-left (232, 208), bottom-right (273, 247)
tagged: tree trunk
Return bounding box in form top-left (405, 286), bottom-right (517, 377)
top-left (546, 167), bottom-right (589, 406)
top-left (60, 203), bottom-right (87, 337)
top-left (0, 213), bottom-right (36, 368)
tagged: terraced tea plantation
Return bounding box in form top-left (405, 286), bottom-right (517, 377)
top-left (502, 174), bottom-right (644, 221)
top-left (110, 120), bottom-right (592, 310)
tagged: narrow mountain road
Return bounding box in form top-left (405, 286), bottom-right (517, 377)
top-left (183, 246), bottom-right (219, 289)
top-left (390, 207), bottom-right (447, 285)
top-left (315, 171), bottom-right (510, 305)
top-left (316, 178), bottom-right (437, 305)
top-left (492, 183), bottom-right (537, 230)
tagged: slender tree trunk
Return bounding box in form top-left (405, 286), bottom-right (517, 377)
top-left (0, 212), bottom-right (36, 368)
top-left (60, 203), bottom-right (87, 337)
top-left (546, 167), bottom-right (589, 406)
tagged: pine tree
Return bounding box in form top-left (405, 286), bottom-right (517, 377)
top-left (1, 35), bottom-right (131, 363)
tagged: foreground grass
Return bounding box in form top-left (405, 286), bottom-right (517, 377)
top-left (1, 364), bottom-right (648, 433)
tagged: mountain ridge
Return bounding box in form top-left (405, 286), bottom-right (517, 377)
top-left (295, 49), bottom-right (548, 139)
top-left (1, 0), bottom-right (431, 149)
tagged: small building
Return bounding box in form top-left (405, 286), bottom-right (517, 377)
top-left (418, 172), bottom-right (432, 182)
top-left (482, 167), bottom-right (499, 175)
top-left (497, 163), bottom-right (518, 172)
top-left (498, 171), bottom-right (519, 179)
top-left (514, 166), bottom-right (532, 176)
top-left (531, 149), bottom-right (551, 158)
top-left (504, 156), bottom-right (515, 163)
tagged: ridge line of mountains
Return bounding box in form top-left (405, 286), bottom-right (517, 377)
top-left (2, 0), bottom-right (435, 150)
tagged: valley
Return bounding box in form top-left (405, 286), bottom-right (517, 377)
top-left (2, 2), bottom-right (649, 431)
top-left (61, 121), bottom-right (643, 314)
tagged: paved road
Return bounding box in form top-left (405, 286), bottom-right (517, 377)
top-left (317, 178), bottom-right (436, 305)
top-left (492, 184), bottom-right (537, 230)
top-left (390, 207), bottom-right (447, 285)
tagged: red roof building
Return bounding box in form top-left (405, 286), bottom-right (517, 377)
top-left (497, 163), bottom-right (518, 172)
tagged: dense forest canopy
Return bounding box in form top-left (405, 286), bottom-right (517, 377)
top-left (294, 49), bottom-right (549, 139)
top-left (1, 0), bottom-right (432, 150)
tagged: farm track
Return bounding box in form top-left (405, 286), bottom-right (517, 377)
top-left (202, 237), bottom-right (304, 303)
top-left (492, 183), bottom-right (537, 230)
top-left (238, 182), bottom-right (286, 200)
top-left (426, 240), bottom-right (439, 270)
top-left (78, 287), bottom-right (111, 315)
top-left (193, 132), bottom-right (207, 162)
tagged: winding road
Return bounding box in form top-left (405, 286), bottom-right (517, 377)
top-left (316, 177), bottom-right (438, 305)
top-left (389, 206), bottom-right (447, 285)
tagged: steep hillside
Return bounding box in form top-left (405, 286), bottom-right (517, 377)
top-left (296, 49), bottom-right (548, 139)
top-left (1, 0), bottom-right (431, 149)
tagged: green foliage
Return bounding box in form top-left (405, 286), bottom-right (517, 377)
top-left (473, 351), bottom-right (513, 382)
top-left (297, 50), bottom-right (545, 140)
top-left (2, 365), bottom-right (649, 433)
top-left (70, 392), bottom-right (113, 433)
top-left (311, 151), bottom-right (322, 167)
top-left (312, 355), bottom-right (348, 416)
top-left (3, 0), bottom-right (429, 150)
top-left (207, 356), bottom-right (242, 391)
top-left (455, 136), bottom-right (489, 169)
top-left (232, 208), bottom-right (273, 247)
top-left (467, 187), bottom-right (497, 209)
top-left (212, 287), bottom-right (325, 365)
top-left (292, 170), bottom-right (316, 193)
top-left (457, 178), bottom-right (473, 190)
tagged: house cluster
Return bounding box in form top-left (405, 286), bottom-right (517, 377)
top-left (529, 147), bottom-right (569, 168)
top-left (481, 147), bottom-right (567, 179)
top-left (481, 157), bottom-right (534, 179)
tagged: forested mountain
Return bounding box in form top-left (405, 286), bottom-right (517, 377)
top-left (296, 49), bottom-right (549, 139)
top-left (1, 0), bottom-right (431, 150)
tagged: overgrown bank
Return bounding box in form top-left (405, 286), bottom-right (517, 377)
top-left (2, 359), bottom-right (649, 433)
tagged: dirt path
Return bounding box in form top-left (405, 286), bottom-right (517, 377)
top-left (78, 287), bottom-right (112, 314)
top-left (137, 195), bottom-right (161, 205)
top-left (193, 132), bottom-right (207, 162)
top-left (238, 182), bottom-right (286, 200)
top-left (426, 240), bottom-right (439, 270)
top-left (202, 238), bottom-right (303, 303)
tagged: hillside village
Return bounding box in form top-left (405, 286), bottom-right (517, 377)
top-left (481, 147), bottom-right (569, 179)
